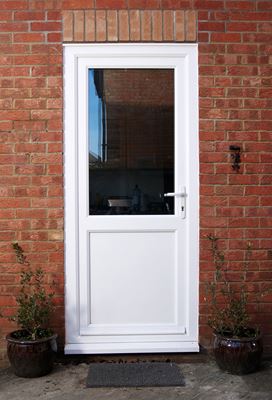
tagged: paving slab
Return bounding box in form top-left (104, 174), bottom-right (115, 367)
top-left (0, 360), bottom-right (271, 400)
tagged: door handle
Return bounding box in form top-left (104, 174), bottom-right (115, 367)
top-left (164, 188), bottom-right (187, 218)
top-left (164, 192), bottom-right (187, 198)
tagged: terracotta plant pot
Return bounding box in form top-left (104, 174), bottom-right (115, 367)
top-left (6, 330), bottom-right (57, 378)
top-left (213, 332), bottom-right (263, 375)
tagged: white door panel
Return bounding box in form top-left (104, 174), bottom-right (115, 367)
top-left (64, 44), bottom-right (199, 354)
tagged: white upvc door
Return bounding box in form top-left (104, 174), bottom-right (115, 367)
top-left (64, 44), bottom-right (199, 354)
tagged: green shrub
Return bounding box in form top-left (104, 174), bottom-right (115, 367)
top-left (206, 234), bottom-right (254, 338)
top-left (10, 243), bottom-right (54, 340)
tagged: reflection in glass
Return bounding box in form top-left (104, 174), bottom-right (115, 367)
top-left (88, 69), bottom-right (174, 215)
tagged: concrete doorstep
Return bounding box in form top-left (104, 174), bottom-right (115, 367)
top-left (0, 359), bottom-right (272, 400)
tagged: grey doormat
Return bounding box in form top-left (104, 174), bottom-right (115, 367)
top-left (86, 362), bottom-right (185, 387)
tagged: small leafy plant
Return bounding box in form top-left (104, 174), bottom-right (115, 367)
top-left (206, 234), bottom-right (256, 338)
top-left (9, 243), bottom-right (54, 341)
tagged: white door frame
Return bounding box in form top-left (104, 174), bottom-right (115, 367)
top-left (64, 44), bottom-right (199, 354)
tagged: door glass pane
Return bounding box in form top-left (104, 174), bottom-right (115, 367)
top-left (88, 68), bottom-right (174, 215)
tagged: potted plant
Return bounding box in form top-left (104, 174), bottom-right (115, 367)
top-left (4, 242), bottom-right (57, 378)
top-left (206, 234), bottom-right (263, 375)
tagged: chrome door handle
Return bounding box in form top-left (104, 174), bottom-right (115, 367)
top-left (164, 188), bottom-right (187, 219)
top-left (164, 192), bottom-right (187, 198)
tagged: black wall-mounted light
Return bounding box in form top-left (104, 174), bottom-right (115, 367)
top-left (229, 145), bottom-right (241, 172)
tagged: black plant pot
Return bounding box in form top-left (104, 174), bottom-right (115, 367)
top-left (213, 331), bottom-right (263, 375)
top-left (6, 330), bottom-right (57, 378)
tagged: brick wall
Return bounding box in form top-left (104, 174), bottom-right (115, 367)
top-left (0, 0), bottom-right (272, 365)
top-left (0, 1), bottom-right (64, 366)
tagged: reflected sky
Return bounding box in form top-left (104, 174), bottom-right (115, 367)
top-left (88, 69), bottom-right (102, 159)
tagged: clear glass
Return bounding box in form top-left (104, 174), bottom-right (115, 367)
top-left (88, 68), bottom-right (174, 215)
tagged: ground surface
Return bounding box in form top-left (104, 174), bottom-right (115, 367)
top-left (0, 360), bottom-right (272, 400)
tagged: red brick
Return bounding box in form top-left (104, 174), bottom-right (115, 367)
top-left (118, 10), bottom-right (129, 41)
top-left (0, 1), bottom-right (28, 10)
top-left (14, 11), bottom-right (45, 20)
top-left (163, 11), bottom-right (174, 41)
top-left (74, 11), bottom-right (84, 42)
top-left (63, 10), bottom-right (73, 41)
top-left (96, 0), bottom-right (127, 8)
top-left (257, 1), bottom-right (272, 10)
top-left (198, 32), bottom-right (209, 42)
top-left (31, 131), bottom-right (62, 142)
top-left (47, 119), bottom-right (62, 130)
top-left (15, 78), bottom-right (46, 88)
top-left (31, 153), bottom-right (62, 164)
top-left (0, 43), bottom-right (30, 55)
top-left (260, 88), bottom-right (272, 98)
top-left (246, 187), bottom-right (272, 196)
top-left (129, 10), bottom-right (140, 41)
top-left (200, 109), bottom-right (228, 119)
top-left (31, 198), bottom-right (63, 208)
top-left (15, 165), bottom-right (45, 175)
top-left (0, 11), bottom-right (13, 20)
top-left (48, 165), bottom-right (63, 174)
top-left (175, 10), bottom-right (185, 41)
top-left (47, 11), bottom-right (61, 20)
top-left (96, 10), bottom-right (106, 42)
top-left (244, 121), bottom-right (271, 130)
top-left (199, 43), bottom-right (227, 53)
top-left (0, 209), bottom-right (16, 219)
top-left (14, 33), bottom-right (45, 42)
top-left (244, 33), bottom-right (272, 43)
top-left (227, 87), bottom-right (258, 97)
top-left (216, 120), bottom-right (242, 130)
top-left (0, 98), bottom-right (12, 109)
top-left (107, 10), bottom-right (118, 42)
top-left (0, 33), bottom-right (11, 43)
top-left (185, 10), bottom-right (196, 41)
top-left (0, 55), bottom-right (12, 64)
top-left (230, 11), bottom-right (272, 21)
top-left (200, 174), bottom-right (227, 184)
top-left (152, 10), bottom-right (162, 41)
top-left (84, 10), bottom-right (95, 41)
top-left (21, 231), bottom-right (48, 241)
top-left (0, 198), bottom-right (30, 208)
top-left (227, 21), bottom-right (257, 31)
top-left (28, 0), bottom-right (62, 9)
top-left (0, 110), bottom-right (30, 120)
top-left (14, 121), bottom-right (45, 131)
top-left (14, 55), bottom-right (48, 65)
top-left (31, 110), bottom-right (62, 120)
top-left (199, 21), bottom-right (225, 31)
top-left (211, 32), bottom-right (241, 42)
top-left (62, 0), bottom-right (94, 9)
top-left (260, 198), bottom-right (272, 206)
top-left (48, 143), bottom-right (62, 152)
top-left (226, 1), bottom-right (256, 10)
top-left (31, 22), bottom-right (61, 31)
top-left (128, 0), bottom-right (160, 8)
top-left (140, 11), bottom-right (151, 41)
top-left (227, 65), bottom-right (258, 76)
top-left (47, 99), bottom-right (62, 109)
top-left (199, 66), bottom-right (226, 75)
top-left (194, 0), bottom-right (224, 9)
top-left (47, 32), bottom-right (62, 42)
top-left (227, 43), bottom-right (258, 53)
top-left (161, 0), bottom-right (191, 8)
top-left (15, 143), bottom-right (46, 153)
top-left (0, 66), bottom-right (30, 77)
top-left (0, 22), bottom-right (28, 31)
